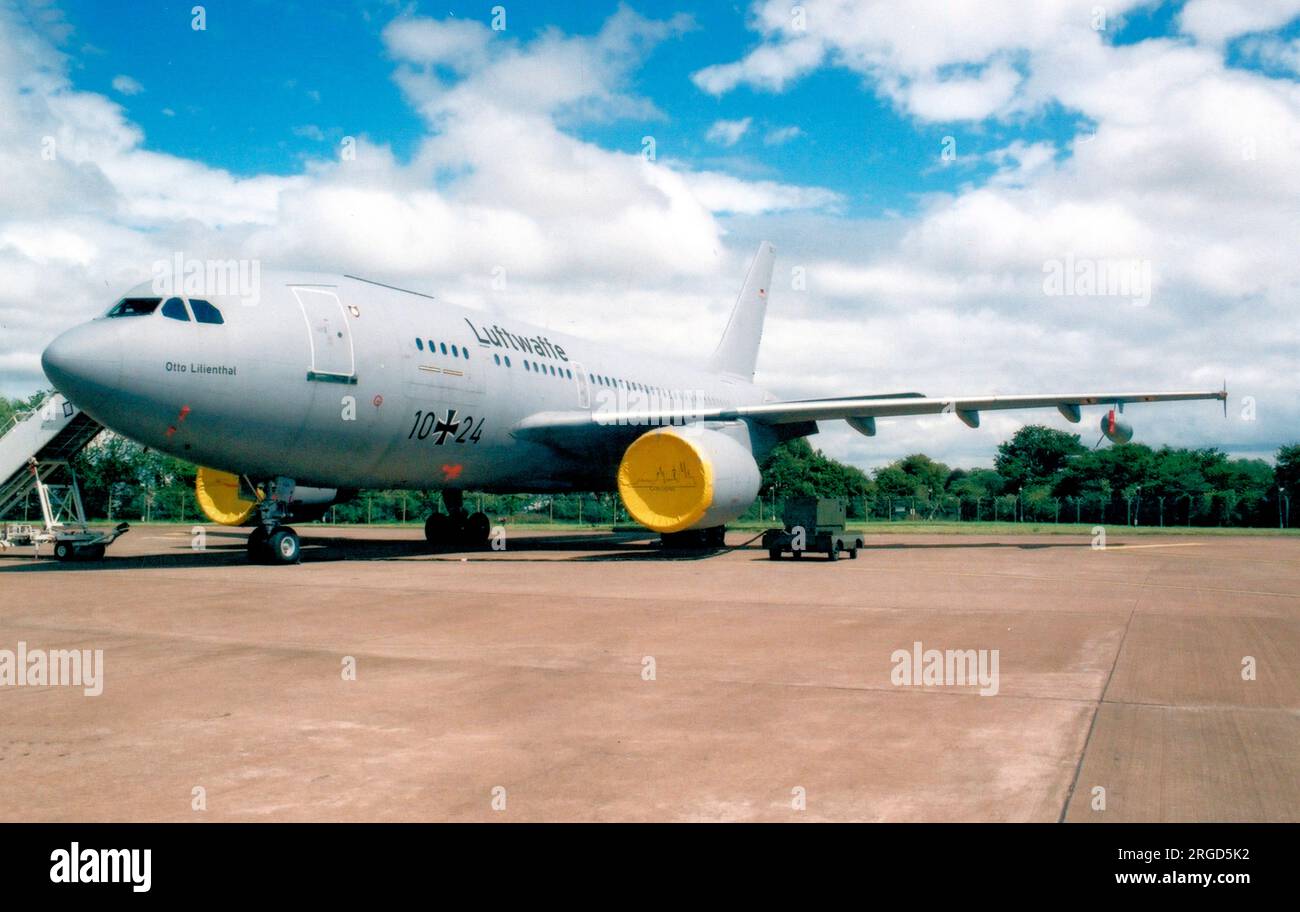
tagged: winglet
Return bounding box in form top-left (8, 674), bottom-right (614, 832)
top-left (707, 241), bottom-right (776, 380)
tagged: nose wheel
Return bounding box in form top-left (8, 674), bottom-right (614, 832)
top-left (247, 525), bottom-right (300, 564)
top-left (245, 476), bottom-right (302, 564)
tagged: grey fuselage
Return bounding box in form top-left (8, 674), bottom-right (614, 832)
top-left (41, 272), bottom-right (778, 493)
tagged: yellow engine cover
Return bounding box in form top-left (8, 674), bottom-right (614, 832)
top-left (194, 467), bottom-right (261, 526)
top-left (616, 428), bottom-right (714, 533)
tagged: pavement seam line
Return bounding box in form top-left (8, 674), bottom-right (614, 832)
top-left (1056, 568), bottom-right (1147, 823)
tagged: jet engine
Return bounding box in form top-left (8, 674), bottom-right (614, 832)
top-left (616, 426), bottom-right (761, 533)
top-left (194, 467), bottom-right (349, 525)
top-left (1100, 409), bottom-right (1134, 444)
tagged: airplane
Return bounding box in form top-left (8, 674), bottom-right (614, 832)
top-left (39, 242), bottom-right (1227, 564)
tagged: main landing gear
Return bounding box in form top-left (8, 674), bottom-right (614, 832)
top-left (246, 476), bottom-right (302, 565)
top-left (425, 489), bottom-right (491, 551)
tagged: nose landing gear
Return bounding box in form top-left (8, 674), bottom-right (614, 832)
top-left (246, 476), bottom-right (302, 565)
top-left (424, 489), bottom-right (491, 551)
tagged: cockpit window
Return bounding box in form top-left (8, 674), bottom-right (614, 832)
top-left (107, 297), bottom-right (160, 318)
top-left (161, 297), bottom-right (191, 322)
top-left (188, 299), bottom-right (224, 325)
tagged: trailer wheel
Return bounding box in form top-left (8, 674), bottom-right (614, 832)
top-left (84, 545), bottom-right (106, 561)
top-left (768, 548), bottom-right (782, 561)
top-left (827, 542), bottom-right (839, 561)
top-left (53, 541), bottom-right (72, 561)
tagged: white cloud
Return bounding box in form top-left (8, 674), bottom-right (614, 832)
top-left (705, 116), bottom-right (751, 146)
top-left (692, 0), bottom-right (1150, 122)
top-left (110, 74), bottom-right (142, 95)
top-left (763, 124), bottom-right (803, 145)
top-left (1179, 0), bottom-right (1300, 46)
top-left (892, 59), bottom-right (1022, 122)
top-left (682, 170), bottom-right (841, 214)
top-left (1239, 34), bottom-right (1300, 74)
top-left (692, 32), bottom-right (824, 95)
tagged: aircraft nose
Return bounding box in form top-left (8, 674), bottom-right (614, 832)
top-left (41, 321), bottom-right (124, 407)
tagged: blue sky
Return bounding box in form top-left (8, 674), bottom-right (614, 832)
top-left (56, 0), bottom-right (1102, 216)
top-left (51, 1), bottom-right (1293, 219)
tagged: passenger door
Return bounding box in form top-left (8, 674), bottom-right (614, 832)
top-left (293, 286), bottom-right (356, 383)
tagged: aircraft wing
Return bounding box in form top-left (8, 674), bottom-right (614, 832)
top-left (720, 389), bottom-right (1227, 426)
top-left (513, 388), bottom-right (1227, 441)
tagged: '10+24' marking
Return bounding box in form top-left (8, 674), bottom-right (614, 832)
top-left (409, 409), bottom-right (484, 445)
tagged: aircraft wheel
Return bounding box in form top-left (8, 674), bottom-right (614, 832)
top-left (425, 513), bottom-right (455, 549)
top-left (266, 528), bottom-right (301, 565)
top-left (465, 512), bottom-right (491, 547)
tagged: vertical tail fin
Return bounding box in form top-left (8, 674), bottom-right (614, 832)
top-left (706, 241), bottom-right (775, 380)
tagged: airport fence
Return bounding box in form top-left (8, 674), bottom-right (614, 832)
top-left (8, 483), bottom-right (1286, 530)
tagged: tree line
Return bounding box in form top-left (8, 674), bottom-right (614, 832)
top-left (763, 427), bottom-right (1296, 527)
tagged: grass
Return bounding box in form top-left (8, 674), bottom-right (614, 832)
top-left (841, 521), bottom-right (1295, 536)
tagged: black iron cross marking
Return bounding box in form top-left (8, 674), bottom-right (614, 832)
top-left (432, 409), bottom-right (460, 445)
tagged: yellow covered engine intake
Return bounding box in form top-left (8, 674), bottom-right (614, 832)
top-left (194, 467), bottom-right (261, 525)
top-left (616, 426), bottom-right (761, 533)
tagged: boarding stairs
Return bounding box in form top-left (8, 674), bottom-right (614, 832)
top-left (0, 393), bottom-right (128, 559)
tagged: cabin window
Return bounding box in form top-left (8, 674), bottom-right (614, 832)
top-left (161, 297), bottom-right (191, 322)
top-left (189, 299), bottom-right (224, 325)
top-left (416, 338), bottom-right (424, 351)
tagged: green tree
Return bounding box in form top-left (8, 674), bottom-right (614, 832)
top-left (759, 439), bottom-right (872, 517)
top-left (873, 454), bottom-right (949, 499)
top-left (995, 425), bottom-right (1086, 490)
